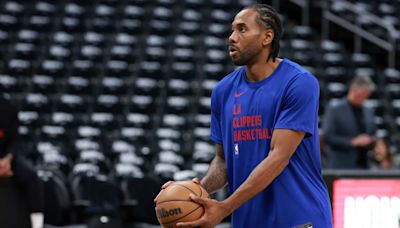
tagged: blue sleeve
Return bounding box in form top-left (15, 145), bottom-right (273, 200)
top-left (274, 73), bottom-right (319, 136)
top-left (210, 88), bottom-right (223, 144)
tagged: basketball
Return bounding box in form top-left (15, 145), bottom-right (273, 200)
top-left (155, 180), bottom-right (209, 228)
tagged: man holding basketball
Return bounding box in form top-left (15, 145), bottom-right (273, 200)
top-left (156, 4), bottom-right (332, 228)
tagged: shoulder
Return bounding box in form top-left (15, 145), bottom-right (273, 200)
top-left (363, 103), bottom-right (375, 113)
top-left (282, 58), bottom-right (313, 75)
top-left (327, 98), bottom-right (347, 110)
top-left (281, 59), bottom-right (319, 90)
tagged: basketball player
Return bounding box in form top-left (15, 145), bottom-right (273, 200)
top-left (157, 4), bottom-right (332, 228)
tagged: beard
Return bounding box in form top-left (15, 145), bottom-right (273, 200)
top-left (230, 45), bottom-right (262, 66)
top-left (231, 51), bottom-right (252, 65)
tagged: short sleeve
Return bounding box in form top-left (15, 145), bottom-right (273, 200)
top-left (274, 73), bottom-right (319, 136)
top-left (210, 88), bottom-right (223, 144)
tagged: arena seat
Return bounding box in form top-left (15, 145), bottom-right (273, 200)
top-left (120, 175), bottom-right (161, 225)
top-left (38, 168), bottom-right (71, 226)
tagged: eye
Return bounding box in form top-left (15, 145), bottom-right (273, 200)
top-left (239, 26), bottom-right (246, 33)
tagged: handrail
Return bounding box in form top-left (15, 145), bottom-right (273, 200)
top-left (322, 0), bottom-right (398, 68)
top-left (324, 12), bottom-right (392, 51)
top-left (338, 0), bottom-right (397, 37)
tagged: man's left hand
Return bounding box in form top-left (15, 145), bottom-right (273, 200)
top-left (176, 194), bottom-right (231, 228)
top-left (0, 155), bottom-right (13, 177)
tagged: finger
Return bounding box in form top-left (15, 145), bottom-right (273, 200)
top-left (176, 218), bottom-right (205, 227)
top-left (192, 178), bottom-right (200, 184)
top-left (189, 194), bottom-right (209, 206)
top-left (162, 181), bottom-right (173, 189)
top-left (154, 189), bottom-right (163, 203)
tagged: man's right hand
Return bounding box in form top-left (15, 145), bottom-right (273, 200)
top-left (153, 178), bottom-right (200, 203)
top-left (0, 170), bottom-right (13, 177)
top-left (351, 134), bottom-right (375, 147)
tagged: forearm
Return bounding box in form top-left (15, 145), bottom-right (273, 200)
top-left (223, 151), bottom-right (288, 213)
top-left (200, 155), bottom-right (228, 194)
top-left (322, 109), bottom-right (353, 149)
top-left (324, 133), bottom-right (353, 149)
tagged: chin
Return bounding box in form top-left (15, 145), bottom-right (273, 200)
top-left (232, 58), bottom-right (246, 66)
top-left (233, 62), bottom-right (245, 66)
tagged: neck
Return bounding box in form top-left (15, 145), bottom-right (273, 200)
top-left (245, 58), bottom-right (282, 82)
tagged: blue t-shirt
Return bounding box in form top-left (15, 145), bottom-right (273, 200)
top-left (210, 59), bottom-right (332, 228)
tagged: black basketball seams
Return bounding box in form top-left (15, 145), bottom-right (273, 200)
top-left (173, 183), bottom-right (199, 196)
top-left (156, 183), bottom-right (199, 204)
top-left (157, 200), bottom-right (199, 205)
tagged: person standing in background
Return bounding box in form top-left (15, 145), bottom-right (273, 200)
top-left (0, 96), bottom-right (44, 228)
top-left (323, 75), bottom-right (377, 169)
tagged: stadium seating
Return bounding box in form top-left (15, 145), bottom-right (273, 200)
top-left (38, 168), bottom-right (71, 226)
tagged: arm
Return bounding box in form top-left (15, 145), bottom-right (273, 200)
top-left (177, 129), bottom-right (305, 227)
top-left (322, 103), bottom-right (353, 149)
top-left (200, 144), bottom-right (228, 194)
top-left (201, 85), bottom-right (228, 194)
top-left (367, 107), bottom-right (377, 136)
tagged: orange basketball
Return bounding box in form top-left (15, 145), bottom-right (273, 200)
top-left (155, 180), bottom-right (209, 228)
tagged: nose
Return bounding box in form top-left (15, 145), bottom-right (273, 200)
top-left (229, 31), bottom-right (238, 44)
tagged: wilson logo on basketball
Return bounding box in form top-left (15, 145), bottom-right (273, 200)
top-left (156, 207), bottom-right (183, 218)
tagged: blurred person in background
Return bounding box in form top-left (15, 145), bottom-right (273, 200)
top-left (369, 137), bottom-right (394, 170)
top-left (323, 75), bottom-right (377, 169)
top-left (0, 96), bottom-right (44, 228)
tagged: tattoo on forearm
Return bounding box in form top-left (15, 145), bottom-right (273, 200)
top-left (201, 145), bottom-right (227, 194)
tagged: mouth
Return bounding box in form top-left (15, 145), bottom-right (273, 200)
top-left (229, 46), bottom-right (239, 57)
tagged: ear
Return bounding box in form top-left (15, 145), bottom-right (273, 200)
top-left (262, 29), bottom-right (274, 47)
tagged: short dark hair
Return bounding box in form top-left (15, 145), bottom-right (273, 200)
top-left (244, 4), bottom-right (283, 62)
